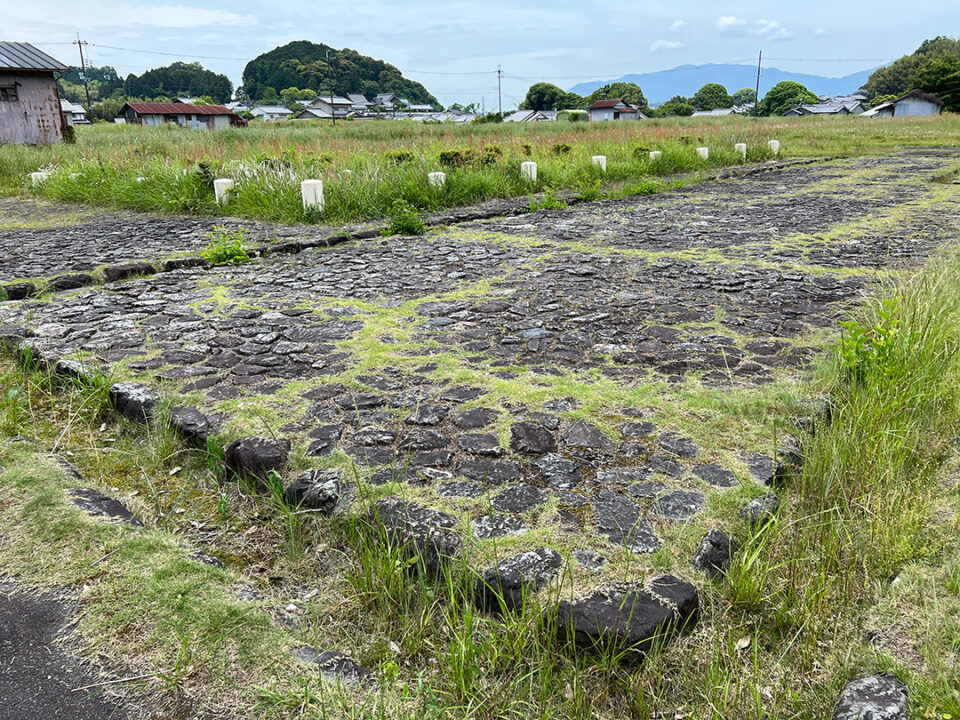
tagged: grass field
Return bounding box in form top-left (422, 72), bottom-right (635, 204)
top-left (1, 114), bottom-right (959, 224)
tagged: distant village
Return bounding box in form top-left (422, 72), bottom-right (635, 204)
top-left (0, 41), bottom-right (947, 145)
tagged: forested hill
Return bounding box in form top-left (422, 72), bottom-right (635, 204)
top-left (123, 62), bottom-right (233, 103)
top-left (241, 41), bottom-right (438, 105)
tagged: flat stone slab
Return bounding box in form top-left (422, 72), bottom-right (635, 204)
top-left (693, 529), bottom-right (739, 577)
top-left (472, 513), bottom-right (527, 540)
top-left (224, 436), bottom-right (290, 483)
top-left (473, 547), bottom-right (563, 612)
top-left (491, 483), bottom-right (548, 513)
top-left (291, 646), bottom-right (377, 686)
top-left (553, 575), bottom-right (698, 660)
top-left (833, 675), bottom-right (908, 720)
top-left (283, 469), bottom-right (343, 513)
top-left (109, 382), bottom-right (159, 422)
top-left (593, 490), bottom-right (661, 553)
top-left (68, 488), bottom-right (141, 526)
top-left (652, 490), bottom-right (706, 521)
top-left (370, 498), bottom-right (462, 572)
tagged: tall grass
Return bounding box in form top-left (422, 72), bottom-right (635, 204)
top-left (8, 113), bottom-right (957, 226)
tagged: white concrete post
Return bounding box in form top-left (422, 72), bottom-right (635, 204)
top-left (428, 171), bottom-right (446, 187)
top-left (29, 171), bottom-right (49, 186)
top-left (521, 161), bottom-right (538, 183)
top-left (697, 147), bottom-right (709, 160)
top-left (735, 143), bottom-right (747, 159)
top-left (213, 178), bottom-right (235, 205)
top-left (591, 155), bottom-right (607, 172)
top-left (768, 139), bottom-right (781, 155)
top-left (301, 179), bottom-right (324, 212)
top-left (649, 151), bottom-right (662, 161)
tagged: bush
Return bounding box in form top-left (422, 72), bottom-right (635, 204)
top-left (439, 149), bottom-right (477, 168)
top-left (387, 149), bottom-right (415, 166)
top-left (621, 178), bottom-right (660, 196)
top-left (528, 187), bottom-right (567, 211)
top-left (558, 109), bottom-right (588, 122)
top-left (383, 199), bottom-right (426, 236)
top-left (201, 226), bottom-right (251, 266)
top-left (575, 175), bottom-right (604, 202)
top-left (551, 142), bottom-right (572, 156)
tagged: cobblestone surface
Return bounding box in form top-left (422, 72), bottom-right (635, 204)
top-left (3, 149), bottom-right (958, 591)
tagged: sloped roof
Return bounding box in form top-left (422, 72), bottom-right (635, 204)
top-left (0, 42), bottom-right (70, 72)
top-left (589, 99), bottom-right (625, 109)
top-left (124, 102), bottom-right (235, 115)
top-left (892, 89), bottom-right (944, 107)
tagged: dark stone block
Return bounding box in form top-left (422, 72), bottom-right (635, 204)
top-left (658, 432), bottom-right (699, 458)
top-left (168, 405), bottom-right (216, 447)
top-left (652, 490), bottom-right (706, 521)
top-left (101, 261), bottom-right (155, 283)
top-left (563, 419), bottom-right (612, 450)
top-left (68, 488), bottom-right (141, 526)
top-left (405, 403), bottom-right (449, 426)
top-left (369, 497), bottom-right (461, 573)
top-left (510, 421), bottom-right (557, 455)
top-left (453, 407), bottom-right (498, 429)
top-left (553, 575), bottom-right (698, 660)
top-left (833, 675), bottom-right (907, 720)
top-left (109, 382), bottom-right (159, 422)
top-left (534, 453), bottom-right (582, 489)
top-left (474, 547), bottom-right (563, 612)
top-left (472, 513), bottom-right (527, 539)
top-left (49, 273), bottom-right (95, 291)
top-left (306, 424), bottom-right (343, 456)
top-left (594, 490), bottom-right (660, 553)
top-left (491, 483), bottom-right (548, 513)
top-left (3, 282), bottom-right (37, 301)
top-left (693, 463), bottom-right (737, 487)
top-left (283, 469), bottom-right (343, 513)
top-left (739, 492), bottom-right (780, 527)
top-left (225, 436), bottom-right (290, 483)
top-left (291, 646), bottom-right (377, 686)
top-left (159, 256), bottom-right (209, 272)
top-left (457, 458), bottom-right (522, 485)
top-left (457, 433), bottom-right (503, 457)
top-left (693, 529), bottom-right (739, 577)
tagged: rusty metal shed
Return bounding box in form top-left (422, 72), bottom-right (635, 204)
top-left (0, 42), bottom-right (71, 145)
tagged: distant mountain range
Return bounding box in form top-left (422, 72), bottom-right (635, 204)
top-left (570, 63), bottom-right (877, 104)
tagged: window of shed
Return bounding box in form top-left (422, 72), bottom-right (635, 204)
top-left (0, 86), bottom-right (19, 102)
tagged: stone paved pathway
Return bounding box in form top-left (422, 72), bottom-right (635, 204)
top-left (2, 149), bottom-right (958, 593)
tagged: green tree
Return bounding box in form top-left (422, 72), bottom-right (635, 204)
top-left (732, 87), bottom-right (757, 105)
top-left (585, 82), bottom-right (647, 109)
top-left (757, 81), bottom-right (818, 116)
top-left (911, 57), bottom-right (960, 111)
top-left (260, 87), bottom-right (280, 105)
top-left (692, 83), bottom-right (733, 111)
top-left (519, 82), bottom-right (583, 110)
top-left (240, 41), bottom-right (438, 105)
top-left (123, 61), bottom-right (232, 103)
top-left (865, 35), bottom-right (960, 98)
top-left (658, 100), bottom-right (695, 116)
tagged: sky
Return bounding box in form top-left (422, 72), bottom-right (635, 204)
top-left (8, 0), bottom-right (957, 107)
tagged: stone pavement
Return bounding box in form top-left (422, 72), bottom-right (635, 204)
top-left (2, 149), bottom-right (958, 604)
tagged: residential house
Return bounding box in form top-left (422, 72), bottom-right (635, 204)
top-left (503, 109), bottom-right (558, 123)
top-left (250, 105), bottom-right (294, 121)
top-left (406, 103), bottom-right (435, 112)
top-left (783, 95), bottom-right (866, 116)
top-left (863, 89), bottom-right (944, 118)
top-left (118, 102), bottom-right (245, 130)
top-left (304, 96), bottom-right (354, 119)
top-left (588, 99), bottom-right (642, 121)
top-left (0, 41), bottom-right (70, 144)
top-left (60, 98), bottom-right (89, 125)
top-left (691, 107), bottom-right (741, 117)
top-left (224, 101), bottom-right (250, 113)
top-left (347, 93), bottom-right (371, 113)
top-left (373, 93), bottom-right (396, 111)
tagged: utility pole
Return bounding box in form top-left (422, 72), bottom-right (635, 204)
top-left (754, 50), bottom-right (762, 117)
top-left (497, 65), bottom-right (502, 117)
top-left (73, 33), bottom-right (92, 111)
top-left (326, 49), bottom-right (336, 127)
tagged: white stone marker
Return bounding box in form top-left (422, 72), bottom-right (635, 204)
top-left (768, 139), bottom-right (781, 155)
top-left (428, 171), bottom-right (446, 187)
top-left (697, 147), bottom-right (709, 160)
top-left (521, 161), bottom-right (538, 183)
top-left (213, 178), bottom-right (235, 205)
top-left (301, 179), bottom-right (324, 211)
top-left (29, 171), bottom-right (49, 186)
top-left (592, 155), bottom-right (607, 171)
top-left (649, 151), bottom-right (662, 161)
top-left (735, 142), bottom-right (747, 159)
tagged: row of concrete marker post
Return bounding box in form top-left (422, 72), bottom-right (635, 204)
top-left (208, 139), bottom-right (784, 208)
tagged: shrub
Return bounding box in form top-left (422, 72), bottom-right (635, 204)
top-left (439, 149), bottom-right (477, 168)
top-left (387, 149), bottom-right (415, 166)
top-left (552, 142), bottom-right (572, 156)
top-left (528, 187), bottom-right (567, 211)
top-left (201, 226), bottom-right (251, 266)
top-left (479, 146), bottom-right (503, 166)
top-left (621, 178), bottom-right (660, 196)
top-left (575, 175), bottom-right (604, 202)
top-left (383, 199), bottom-right (426, 236)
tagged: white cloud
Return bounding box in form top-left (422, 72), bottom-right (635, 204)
top-left (669, 20), bottom-right (685, 31)
top-left (650, 39), bottom-right (683, 52)
top-left (716, 16), bottom-right (746, 31)
top-left (716, 16), bottom-right (792, 40)
top-left (108, 5), bottom-right (256, 28)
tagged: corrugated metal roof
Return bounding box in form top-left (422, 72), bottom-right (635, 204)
top-left (0, 42), bottom-right (70, 72)
top-left (124, 102), bottom-right (236, 115)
